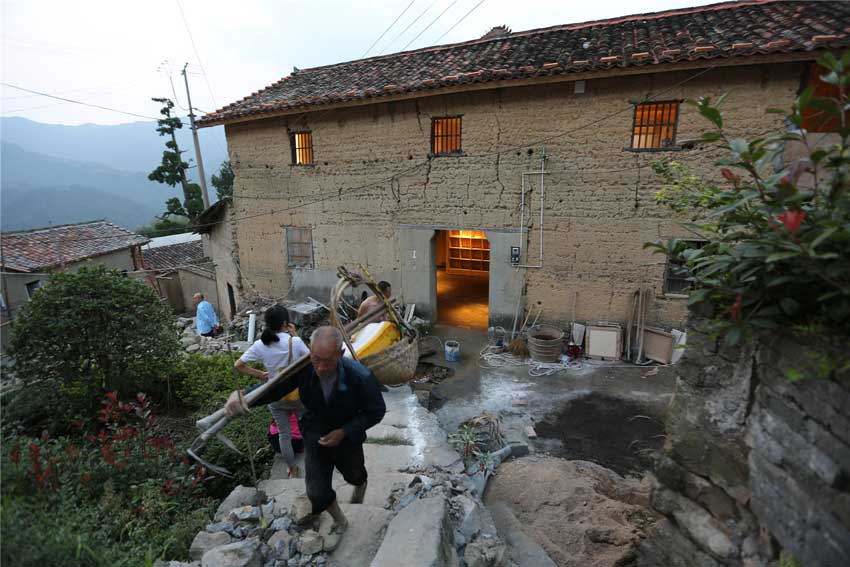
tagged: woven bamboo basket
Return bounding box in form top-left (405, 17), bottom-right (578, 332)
top-left (360, 331), bottom-right (420, 385)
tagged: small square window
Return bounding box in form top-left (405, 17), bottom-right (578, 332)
top-left (286, 227), bottom-right (314, 268)
top-left (25, 280), bottom-right (42, 299)
top-left (290, 132), bottom-right (314, 165)
top-left (631, 101), bottom-right (679, 151)
top-left (664, 240), bottom-right (705, 294)
top-left (431, 117), bottom-right (462, 156)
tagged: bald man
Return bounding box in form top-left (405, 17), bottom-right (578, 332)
top-left (225, 326), bottom-right (386, 540)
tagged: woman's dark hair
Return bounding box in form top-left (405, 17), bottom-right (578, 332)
top-left (261, 305), bottom-right (291, 345)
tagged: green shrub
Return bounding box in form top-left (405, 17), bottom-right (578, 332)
top-left (172, 353), bottom-right (275, 493)
top-left (8, 265), bottom-right (179, 433)
top-left (1, 391), bottom-right (215, 567)
top-left (646, 52), bottom-right (850, 346)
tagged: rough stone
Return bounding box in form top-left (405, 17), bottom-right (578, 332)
top-left (215, 486), bottom-right (265, 521)
top-left (653, 489), bottom-right (737, 560)
top-left (201, 537), bottom-right (263, 567)
top-left (297, 530), bottom-right (323, 555)
top-left (270, 517), bottom-right (292, 532)
top-left (206, 521), bottom-right (234, 534)
top-left (268, 531), bottom-right (292, 560)
top-left (487, 501), bottom-right (555, 567)
top-left (371, 495), bottom-right (456, 567)
top-left (154, 561), bottom-right (199, 567)
top-left (186, 344), bottom-right (202, 353)
top-left (291, 495), bottom-right (314, 525)
top-left (326, 503), bottom-right (392, 567)
top-left (228, 505), bottom-right (262, 522)
top-left (190, 531), bottom-right (232, 560)
top-left (463, 535), bottom-right (506, 567)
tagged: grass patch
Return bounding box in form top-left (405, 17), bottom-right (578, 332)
top-left (365, 435), bottom-right (412, 446)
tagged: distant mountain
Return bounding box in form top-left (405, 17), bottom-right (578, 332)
top-left (1, 142), bottom-right (180, 231)
top-left (0, 116), bottom-right (228, 185)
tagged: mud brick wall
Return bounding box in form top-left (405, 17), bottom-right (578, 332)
top-left (638, 321), bottom-right (850, 567)
top-left (224, 63), bottom-right (799, 328)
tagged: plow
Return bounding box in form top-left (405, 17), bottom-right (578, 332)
top-left (188, 266), bottom-right (419, 476)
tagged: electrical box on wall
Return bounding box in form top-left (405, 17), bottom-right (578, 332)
top-left (510, 246), bottom-right (521, 265)
top-left (574, 80), bottom-right (586, 94)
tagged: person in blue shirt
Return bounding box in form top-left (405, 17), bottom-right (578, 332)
top-left (193, 293), bottom-right (220, 337)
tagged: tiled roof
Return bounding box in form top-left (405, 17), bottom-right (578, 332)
top-left (142, 240), bottom-right (205, 272)
top-left (198, 0), bottom-right (850, 126)
top-left (1, 220), bottom-right (148, 273)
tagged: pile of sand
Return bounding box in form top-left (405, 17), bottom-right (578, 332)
top-left (485, 456), bottom-right (658, 567)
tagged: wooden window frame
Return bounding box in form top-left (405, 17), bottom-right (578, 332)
top-left (25, 280), bottom-right (42, 300)
top-left (290, 131), bottom-right (314, 165)
top-left (285, 227), bottom-right (314, 269)
top-left (664, 240), bottom-right (705, 296)
top-left (431, 116), bottom-right (463, 156)
top-left (629, 100), bottom-right (681, 152)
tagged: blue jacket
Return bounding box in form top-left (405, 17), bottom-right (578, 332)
top-left (196, 301), bottom-right (218, 334)
top-left (251, 357), bottom-right (386, 445)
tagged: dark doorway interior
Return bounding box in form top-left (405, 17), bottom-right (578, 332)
top-left (227, 283), bottom-right (236, 319)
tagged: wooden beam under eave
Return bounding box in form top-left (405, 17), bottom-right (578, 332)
top-left (198, 50), bottom-right (830, 129)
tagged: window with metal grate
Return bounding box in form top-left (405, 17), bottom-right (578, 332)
top-left (290, 132), bottom-right (314, 165)
top-left (431, 117), bottom-right (462, 156)
top-left (630, 101), bottom-right (679, 151)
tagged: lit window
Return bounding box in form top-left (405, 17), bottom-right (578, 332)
top-left (290, 132), bottom-right (314, 165)
top-left (801, 63), bottom-right (850, 133)
top-left (431, 117), bottom-right (462, 156)
top-left (631, 101), bottom-right (679, 151)
top-left (286, 227), bottom-right (313, 268)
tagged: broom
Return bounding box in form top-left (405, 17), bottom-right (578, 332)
top-left (508, 308), bottom-right (533, 357)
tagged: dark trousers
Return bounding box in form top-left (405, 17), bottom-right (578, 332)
top-left (304, 439), bottom-right (367, 515)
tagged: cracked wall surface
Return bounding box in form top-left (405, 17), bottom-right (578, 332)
top-left (224, 63), bottom-right (800, 327)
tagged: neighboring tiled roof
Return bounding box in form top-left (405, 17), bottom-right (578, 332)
top-left (198, 0), bottom-right (850, 126)
top-left (1, 220), bottom-right (148, 273)
top-left (194, 198), bottom-right (231, 235)
top-left (142, 240), bottom-right (205, 272)
top-left (178, 262), bottom-right (216, 279)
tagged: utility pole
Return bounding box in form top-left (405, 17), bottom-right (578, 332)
top-left (182, 63), bottom-right (211, 209)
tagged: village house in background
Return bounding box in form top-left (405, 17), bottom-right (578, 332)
top-left (197, 0), bottom-right (850, 333)
top-left (194, 197), bottom-right (241, 322)
top-left (0, 220), bottom-right (148, 350)
top-left (139, 232), bottom-right (213, 316)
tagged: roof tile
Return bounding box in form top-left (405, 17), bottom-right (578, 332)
top-left (1, 220), bottom-right (148, 273)
top-left (198, 1), bottom-right (850, 126)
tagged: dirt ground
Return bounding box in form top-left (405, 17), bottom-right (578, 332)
top-left (485, 456), bottom-right (658, 567)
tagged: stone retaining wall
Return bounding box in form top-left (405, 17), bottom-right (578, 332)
top-left (638, 320), bottom-right (850, 567)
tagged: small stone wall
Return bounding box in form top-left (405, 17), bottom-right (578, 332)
top-left (638, 320), bottom-right (850, 567)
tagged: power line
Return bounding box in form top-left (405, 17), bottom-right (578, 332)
top-left (432, 0), bottom-right (486, 45)
top-left (3, 64), bottom-right (734, 244)
top-left (381, 0), bottom-right (439, 54)
top-left (2, 82), bottom-right (142, 113)
top-left (0, 82), bottom-right (159, 120)
top-left (401, 0), bottom-right (459, 51)
top-left (362, 0), bottom-right (418, 58)
top-left (175, 0), bottom-right (218, 109)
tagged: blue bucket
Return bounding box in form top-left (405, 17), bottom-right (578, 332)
top-left (444, 340), bottom-right (461, 362)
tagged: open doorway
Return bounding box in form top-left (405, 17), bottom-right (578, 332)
top-left (436, 229), bottom-right (489, 329)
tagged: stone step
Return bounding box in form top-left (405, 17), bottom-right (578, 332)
top-left (486, 501), bottom-right (556, 567)
top-left (363, 443), bottom-right (462, 474)
top-left (327, 503), bottom-right (392, 567)
top-left (370, 495), bottom-right (458, 567)
top-left (258, 471), bottom-right (416, 513)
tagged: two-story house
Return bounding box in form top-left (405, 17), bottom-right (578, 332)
top-left (197, 0), bottom-right (850, 331)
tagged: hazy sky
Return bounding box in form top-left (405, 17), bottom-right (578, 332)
top-left (1, 0), bottom-right (718, 126)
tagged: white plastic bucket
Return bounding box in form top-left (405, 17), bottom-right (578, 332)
top-left (444, 339), bottom-right (461, 362)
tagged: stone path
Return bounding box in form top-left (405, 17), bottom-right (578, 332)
top-left (169, 385), bottom-right (520, 567)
